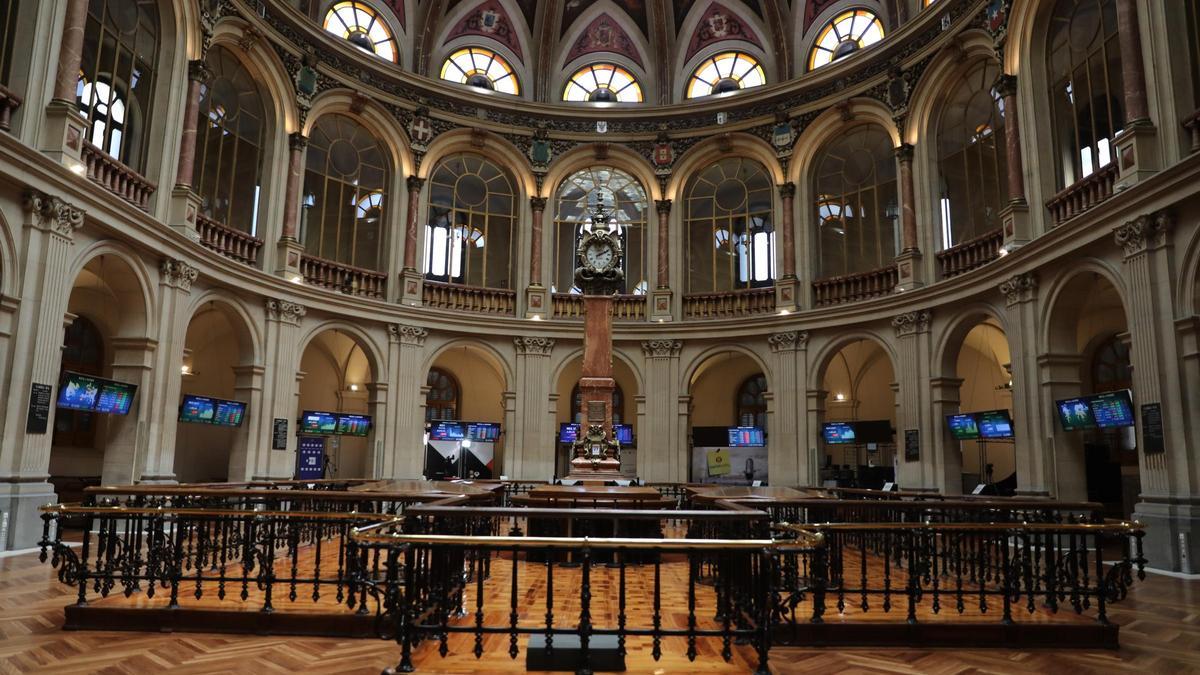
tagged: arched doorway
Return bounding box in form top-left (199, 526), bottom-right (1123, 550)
top-left (687, 350), bottom-right (768, 484)
top-left (297, 328), bottom-right (379, 479)
top-left (424, 343), bottom-right (509, 479)
top-left (952, 320), bottom-right (1014, 493)
top-left (555, 353), bottom-right (640, 478)
top-left (817, 339), bottom-right (897, 489)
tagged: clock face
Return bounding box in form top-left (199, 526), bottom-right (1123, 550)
top-left (585, 242), bottom-right (615, 270)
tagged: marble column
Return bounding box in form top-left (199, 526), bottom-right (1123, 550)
top-left (174, 61), bottom-right (212, 190)
top-left (993, 74), bottom-right (1031, 246)
top-left (399, 176), bottom-right (426, 306)
top-left (894, 145), bottom-right (923, 290)
top-left (640, 340), bottom-right (683, 482)
top-left (892, 310), bottom-right (934, 490)
top-left (998, 272), bottom-right (1051, 495)
top-left (1112, 0), bottom-right (1160, 187)
top-left (42, 0), bottom-right (91, 166)
top-left (385, 324), bottom-right (428, 478)
top-left (775, 185), bottom-right (800, 309)
top-left (275, 134), bottom-right (308, 277)
top-left (767, 331), bottom-right (809, 486)
top-left (52, 0), bottom-right (88, 103)
top-left (511, 336), bottom-right (555, 479)
top-left (651, 200), bottom-right (673, 320)
top-left (526, 197), bottom-right (549, 318)
top-left (257, 298), bottom-right (306, 480)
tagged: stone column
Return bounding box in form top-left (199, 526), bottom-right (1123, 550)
top-left (640, 340), bottom-right (683, 481)
top-left (275, 133), bottom-right (308, 278)
top-left (1037, 352), bottom-right (1088, 501)
top-left (101, 337), bottom-right (157, 486)
top-left (894, 144), bottom-right (924, 291)
top-left (228, 364), bottom-right (266, 481)
top-left (168, 62), bottom-right (213, 240)
top-left (992, 74), bottom-right (1032, 248)
top-left (806, 388), bottom-right (827, 484)
top-left (767, 331), bottom-right (809, 486)
top-left (526, 196), bottom-right (548, 318)
top-left (1115, 212), bottom-right (1197, 573)
top-left (775, 184), bottom-right (799, 310)
top-left (929, 376), bottom-right (965, 495)
top-left (1112, 0), bottom-right (1159, 188)
top-left (399, 176), bottom-right (425, 306)
top-left (257, 299), bottom-right (305, 480)
top-left (0, 193), bottom-right (84, 549)
top-left (892, 310), bottom-right (934, 489)
top-left (999, 272), bottom-right (1051, 496)
top-left (41, 0), bottom-right (91, 167)
top-left (365, 381), bottom-right (388, 479)
top-left (385, 324), bottom-right (428, 478)
top-left (510, 337), bottom-right (555, 479)
top-left (651, 200), bottom-right (673, 321)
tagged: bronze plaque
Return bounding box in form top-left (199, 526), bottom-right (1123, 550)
top-left (587, 401), bottom-right (606, 422)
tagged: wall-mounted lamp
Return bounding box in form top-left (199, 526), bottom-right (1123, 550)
top-left (834, 392), bottom-right (846, 401)
top-left (348, 383), bottom-right (359, 392)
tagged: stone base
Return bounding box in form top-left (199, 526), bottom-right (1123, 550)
top-left (40, 100), bottom-right (88, 170)
top-left (275, 238), bottom-right (305, 281)
top-left (399, 268), bottom-right (423, 307)
top-left (1113, 121), bottom-right (1159, 191)
top-left (0, 480), bottom-right (57, 552)
top-left (1000, 199), bottom-right (1031, 250)
top-left (650, 288), bottom-right (672, 321)
top-left (525, 284), bottom-right (548, 319)
top-left (775, 276), bottom-right (799, 311)
top-left (1133, 498), bottom-right (1200, 575)
top-left (168, 186), bottom-right (202, 242)
top-left (894, 249), bottom-right (924, 291)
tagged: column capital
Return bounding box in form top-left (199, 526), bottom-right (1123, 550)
top-left (529, 195), bottom-right (548, 211)
top-left (406, 175), bottom-right (426, 192)
top-left (641, 339), bottom-right (682, 358)
top-left (892, 309), bottom-right (931, 337)
top-left (767, 330), bottom-right (808, 352)
top-left (159, 259), bottom-right (199, 291)
top-left (265, 298), bottom-right (306, 325)
top-left (24, 191), bottom-right (84, 239)
top-left (288, 132), bottom-right (308, 151)
top-left (514, 336), bottom-right (555, 356)
top-left (777, 182), bottom-right (796, 199)
top-left (894, 143), bottom-right (914, 162)
top-left (187, 59), bottom-right (213, 85)
top-left (1114, 209), bottom-right (1172, 258)
top-left (388, 323), bottom-right (428, 345)
top-left (992, 73), bottom-right (1018, 98)
top-left (999, 271), bottom-right (1037, 307)
top-left (655, 198), bottom-right (673, 215)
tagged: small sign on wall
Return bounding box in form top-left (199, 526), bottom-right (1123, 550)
top-left (272, 418), bottom-right (289, 450)
top-left (1140, 403), bottom-right (1164, 455)
top-left (26, 383), bottom-right (53, 434)
top-left (904, 429), bottom-right (920, 462)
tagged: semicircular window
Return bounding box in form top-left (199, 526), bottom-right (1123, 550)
top-left (686, 51), bottom-right (765, 99)
top-left (563, 63), bottom-right (643, 103)
top-left (440, 47), bottom-right (519, 95)
top-left (323, 1), bottom-right (398, 62)
top-left (808, 9), bottom-right (885, 71)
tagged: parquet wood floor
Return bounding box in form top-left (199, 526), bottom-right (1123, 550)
top-left (2, 545), bottom-right (1198, 674)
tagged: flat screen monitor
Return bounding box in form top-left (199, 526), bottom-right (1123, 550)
top-left (614, 424), bottom-right (634, 445)
top-left (56, 372), bottom-right (102, 411)
top-left (854, 420), bottom-right (894, 444)
top-left (94, 380), bottom-right (137, 415)
top-left (1056, 397), bottom-right (1097, 431)
top-left (179, 395), bottom-right (217, 424)
top-left (428, 420), bottom-right (465, 440)
top-left (822, 422), bottom-right (856, 444)
top-left (728, 426), bottom-right (765, 447)
top-left (559, 423), bottom-right (580, 443)
top-left (1090, 390), bottom-right (1135, 428)
top-left (213, 400), bottom-right (246, 427)
top-left (300, 410), bottom-right (337, 435)
top-left (977, 409), bottom-right (1014, 439)
top-left (336, 414), bottom-right (372, 437)
top-left (946, 413), bottom-right (980, 440)
top-left (467, 422), bottom-right (501, 442)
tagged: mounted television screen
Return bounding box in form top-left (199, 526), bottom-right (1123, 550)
top-left (946, 413), bottom-right (980, 440)
top-left (179, 395), bottom-right (217, 424)
top-left (336, 414), bottom-right (372, 437)
top-left (94, 380), bottom-right (137, 415)
top-left (1090, 390), bottom-right (1135, 429)
top-left (428, 420), bottom-right (465, 440)
top-left (559, 423), bottom-right (580, 443)
top-left (977, 410), bottom-right (1014, 439)
top-left (56, 372), bottom-right (102, 411)
top-left (467, 422), bottom-right (501, 442)
top-left (213, 400), bottom-right (247, 427)
top-left (300, 410), bottom-right (337, 435)
top-left (614, 424), bottom-right (634, 445)
top-left (1056, 397), bottom-right (1097, 431)
top-left (822, 422), bottom-right (856, 444)
top-left (728, 426), bottom-right (765, 447)
top-left (853, 420), bottom-right (894, 444)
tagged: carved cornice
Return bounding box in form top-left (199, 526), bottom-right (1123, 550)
top-left (24, 191), bottom-right (84, 239)
top-left (529, 196), bottom-right (548, 212)
top-left (641, 340), bottom-right (682, 358)
top-left (389, 323), bottom-right (428, 345)
top-left (1114, 210), bottom-right (1172, 258)
top-left (767, 331), bottom-right (808, 352)
top-left (998, 272), bottom-right (1037, 307)
top-left (406, 175), bottom-right (426, 192)
top-left (777, 182), bottom-right (796, 200)
top-left (892, 310), bottom-right (932, 337)
top-left (514, 336), bottom-right (555, 356)
top-left (265, 298), bottom-right (306, 325)
top-left (187, 59), bottom-right (214, 85)
top-left (160, 259), bottom-right (199, 291)
top-left (655, 199), bottom-right (673, 215)
top-left (288, 132), bottom-right (307, 152)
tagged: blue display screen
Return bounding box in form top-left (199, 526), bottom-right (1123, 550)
top-left (614, 424), bottom-right (634, 445)
top-left (336, 414), bottom-right (372, 437)
top-left (467, 422), bottom-right (501, 442)
top-left (429, 420), bottom-right (465, 440)
top-left (58, 372), bottom-right (136, 415)
top-left (300, 410), bottom-right (337, 434)
top-left (977, 410), bottom-right (1014, 439)
top-left (1056, 397), bottom-right (1096, 431)
top-left (179, 395), bottom-right (216, 424)
top-left (946, 413), bottom-right (980, 440)
top-left (728, 426), bottom-right (765, 447)
top-left (213, 400), bottom-right (246, 427)
top-left (559, 423), bottom-right (580, 443)
top-left (822, 422), bottom-right (856, 444)
top-left (94, 381), bottom-right (137, 415)
top-left (1090, 390), bottom-right (1135, 428)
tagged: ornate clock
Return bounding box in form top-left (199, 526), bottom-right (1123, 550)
top-left (573, 204), bottom-right (624, 295)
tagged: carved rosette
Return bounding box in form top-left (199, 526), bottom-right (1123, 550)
top-left (641, 340), bottom-right (682, 358)
top-left (892, 310), bottom-right (932, 337)
top-left (388, 324), bottom-right (428, 346)
top-left (160, 259), bottom-right (199, 291)
top-left (768, 331), bottom-right (808, 352)
top-left (265, 298), bottom-right (306, 325)
top-left (514, 336), bottom-right (555, 356)
top-left (998, 272), bottom-right (1037, 307)
top-left (1114, 210), bottom-right (1172, 258)
top-left (24, 191), bottom-right (84, 239)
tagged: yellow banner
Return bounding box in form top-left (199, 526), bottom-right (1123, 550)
top-left (707, 448), bottom-right (731, 476)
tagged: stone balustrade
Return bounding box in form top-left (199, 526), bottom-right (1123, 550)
top-left (422, 280), bottom-right (516, 315)
top-left (1046, 163), bottom-right (1118, 227)
top-left (936, 228), bottom-right (1003, 279)
top-left (681, 287), bottom-right (776, 320)
top-left (80, 141), bottom-right (157, 211)
top-left (300, 254), bottom-right (387, 299)
top-left (812, 265), bottom-right (898, 307)
top-left (551, 293), bottom-right (647, 321)
top-left (0, 83), bottom-right (22, 132)
top-left (1184, 109), bottom-right (1200, 154)
top-left (196, 214), bottom-right (263, 266)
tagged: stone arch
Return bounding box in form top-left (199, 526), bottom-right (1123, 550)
top-left (551, 345), bottom-right (645, 398)
top-left (933, 301), bottom-right (1011, 378)
top-left (674, 0), bottom-right (776, 101)
top-left (66, 243), bottom-right (156, 340)
top-left (210, 18), bottom-right (302, 136)
top-left (422, 338), bottom-right (515, 392)
top-left (1177, 217), bottom-right (1200, 316)
top-left (668, 133), bottom-right (784, 199)
top-left (554, 1), bottom-right (654, 99)
top-left (429, 0), bottom-right (534, 99)
top-left (297, 320), bottom-right (386, 384)
top-left (903, 30), bottom-right (998, 147)
top-left (419, 128), bottom-right (534, 197)
top-left (313, 0), bottom-right (410, 68)
top-left (184, 290), bottom-right (262, 368)
top-left (788, 97), bottom-right (900, 186)
top-left (0, 204), bottom-right (17, 295)
top-left (303, 89), bottom-right (414, 177)
top-left (1039, 259), bottom-right (1130, 354)
top-left (544, 144), bottom-right (661, 202)
top-left (680, 343), bottom-right (770, 393)
top-left (807, 330), bottom-right (898, 392)
top-left (793, 0), bottom-right (891, 76)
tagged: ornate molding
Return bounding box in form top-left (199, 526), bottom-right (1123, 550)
top-left (288, 132), bottom-right (307, 152)
top-left (529, 196), bottom-right (547, 212)
top-left (265, 298), bottom-right (306, 325)
top-left (777, 182), bottom-right (796, 200)
top-left (641, 340), bottom-right (682, 358)
top-left (767, 331), bottom-right (808, 352)
top-left (24, 191), bottom-right (84, 239)
top-left (388, 323), bottom-right (428, 346)
top-left (998, 272), bottom-right (1037, 307)
top-left (992, 73), bottom-right (1018, 98)
top-left (892, 310), bottom-right (932, 337)
top-left (514, 336), bottom-right (555, 356)
top-left (1114, 210), bottom-right (1172, 258)
top-left (187, 59), bottom-right (214, 85)
top-left (655, 199), bottom-right (673, 215)
top-left (406, 175), bottom-right (426, 192)
top-left (160, 259), bottom-right (199, 291)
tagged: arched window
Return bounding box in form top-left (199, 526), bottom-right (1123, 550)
top-left (0, 0), bottom-right (19, 86)
top-left (440, 47), bottom-right (519, 95)
top-left (193, 46), bottom-right (267, 236)
top-left (1189, 2), bottom-right (1200, 108)
top-left (684, 158), bottom-right (774, 292)
top-left (302, 114), bottom-right (389, 270)
top-left (77, 0), bottom-right (160, 171)
top-left (425, 368), bottom-right (460, 421)
top-left (1090, 335), bottom-right (1132, 392)
top-left (424, 154), bottom-right (516, 288)
top-left (736, 374), bottom-right (767, 431)
top-left (323, 1), bottom-right (398, 62)
top-left (553, 167), bottom-right (648, 295)
top-left (685, 52), bottom-right (766, 98)
top-left (571, 383), bottom-right (625, 425)
top-left (814, 125), bottom-right (898, 278)
top-left (1046, 0), bottom-right (1124, 188)
top-left (808, 9), bottom-right (885, 71)
top-left (53, 316), bottom-right (104, 448)
top-left (936, 60), bottom-right (1008, 249)
top-left (563, 63), bottom-right (643, 102)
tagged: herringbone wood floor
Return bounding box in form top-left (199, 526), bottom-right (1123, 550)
top-left (2, 545), bottom-right (1198, 674)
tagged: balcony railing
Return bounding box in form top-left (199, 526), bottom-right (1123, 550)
top-left (681, 287), bottom-right (775, 320)
top-left (423, 280), bottom-right (516, 315)
top-left (812, 265), bottom-right (898, 307)
top-left (80, 141), bottom-right (157, 211)
top-left (551, 293), bottom-right (647, 321)
top-left (0, 83), bottom-right (22, 132)
top-left (299, 254), bottom-right (386, 299)
top-left (1184, 108), bottom-right (1200, 154)
top-left (1046, 163), bottom-right (1118, 227)
top-left (936, 228), bottom-right (1003, 279)
top-left (196, 214), bottom-right (263, 267)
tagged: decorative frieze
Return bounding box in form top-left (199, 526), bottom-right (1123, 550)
top-left (24, 191), bottom-right (84, 239)
top-left (388, 323), bottom-right (428, 346)
top-left (767, 331), bottom-right (808, 352)
top-left (892, 310), bottom-right (932, 337)
top-left (1114, 210), bottom-right (1172, 258)
top-left (998, 272), bottom-right (1038, 307)
top-left (641, 340), bottom-right (682, 358)
top-left (159, 259), bottom-right (199, 291)
top-left (514, 336), bottom-right (555, 356)
top-left (265, 298), bottom-right (306, 325)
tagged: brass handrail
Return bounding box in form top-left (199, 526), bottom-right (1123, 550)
top-left (349, 531), bottom-right (789, 551)
top-left (39, 503), bottom-right (404, 521)
top-left (776, 520), bottom-right (1143, 534)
